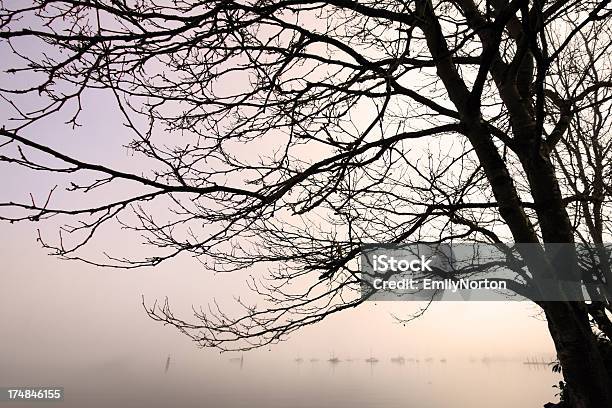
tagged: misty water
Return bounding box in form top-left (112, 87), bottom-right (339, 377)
top-left (2, 354), bottom-right (561, 408)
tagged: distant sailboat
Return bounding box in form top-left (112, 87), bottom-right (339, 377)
top-left (328, 352), bottom-right (341, 364)
top-left (365, 357), bottom-right (379, 363)
top-left (164, 355), bottom-right (171, 374)
top-left (390, 356), bottom-right (405, 364)
top-left (366, 350), bottom-right (379, 363)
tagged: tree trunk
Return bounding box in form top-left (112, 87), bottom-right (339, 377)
top-left (543, 301), bottom-right (612, 408)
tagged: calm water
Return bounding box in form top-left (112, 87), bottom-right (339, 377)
top-left (1, 354), bottom-right (561, 407)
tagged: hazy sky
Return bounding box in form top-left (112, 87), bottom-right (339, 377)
top-left (0, 66), bottom-right (557, 382)
top-left (0, 8), bottom-right (558, 400)
top-left (1, 218), bottom-right (556, 366)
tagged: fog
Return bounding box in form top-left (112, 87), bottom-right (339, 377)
top-left (0, 221), bottom-right (562, 407)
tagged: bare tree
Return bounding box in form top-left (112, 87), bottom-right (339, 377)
top-left (2, 1), bottom-right (612, 406)
top-left (552, 26), bottom-right (612, 343)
